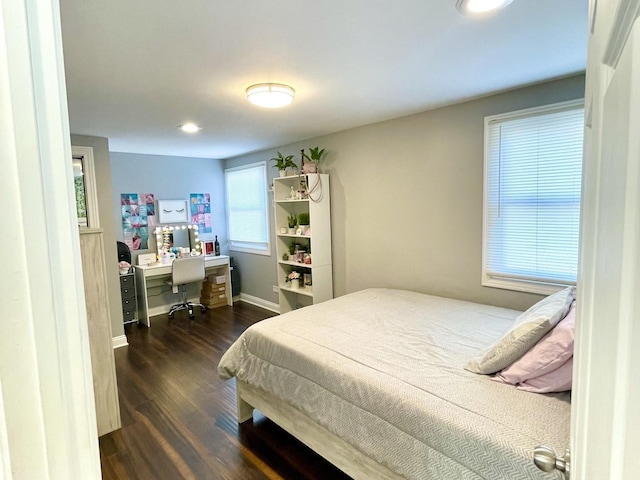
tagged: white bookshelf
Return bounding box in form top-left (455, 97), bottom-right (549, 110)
top-left (273, 174), bottom-right (332, 313)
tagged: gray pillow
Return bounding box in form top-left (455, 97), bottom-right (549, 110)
top-left (465, 286), bottom-right (576, 375)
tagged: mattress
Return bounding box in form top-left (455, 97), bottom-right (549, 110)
top-left (218, 288), bottom-right (570, 479)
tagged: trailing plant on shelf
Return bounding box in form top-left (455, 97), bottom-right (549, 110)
top-left (308, 146), bottom-right (326, 163)
top-left (270, 152), bottom-right (297, 176)
top-left (301, 146), bottom-right (326, 173)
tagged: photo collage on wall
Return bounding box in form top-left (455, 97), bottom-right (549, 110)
top-left (190, 193), bottom-right (212, 233)
top-left (121, 193), bottom-right (156, 250)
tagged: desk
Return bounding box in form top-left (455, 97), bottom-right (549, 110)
top-left (134, 255), bottom-right (232, 327)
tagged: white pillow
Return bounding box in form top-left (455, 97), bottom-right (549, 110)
top-left (465, 286), bottom-right (575, 375)
top-left (492, 301), bottom-right (575, 385)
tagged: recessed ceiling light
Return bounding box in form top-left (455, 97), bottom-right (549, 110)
top-left (246, 83), bottom-right (295, 109)
top-left (179, 123), bottom-right (200, 133)
top-left (456, 0), bottom-right (513, 14)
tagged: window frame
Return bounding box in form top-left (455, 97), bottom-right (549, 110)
top-left (224, 161), bottom-right (271, 256)
top-left (72, 145), bottom-right (99, 229)
top-left (482, 99), bottom-right (585, 295)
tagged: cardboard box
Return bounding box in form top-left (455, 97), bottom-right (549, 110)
top-left (202, 281), bottom-right (226, 293)
top-left (202, 290), bottom-right (226, 300)
top-left (201, 294), bottom-right (227, 308)
top-left (207, 274), bottom-right (226, 284)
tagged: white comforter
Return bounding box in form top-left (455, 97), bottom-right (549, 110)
top-left (218, 288), bottom-right (569, 479)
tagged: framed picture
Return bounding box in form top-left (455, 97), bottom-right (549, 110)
top-left (203, 241), bottom-right (215, 256)
top-left (157, 199), bottom-right (189, 223)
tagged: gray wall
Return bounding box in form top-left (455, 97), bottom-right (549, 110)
top-left (110, 152), bottom-right (226, 311)
top-left (226, 74), bottom-right (586, 312)
top-left (109, 152), bottom-right (226, 251)
top-left (71, 134), bottom-right (124, 338)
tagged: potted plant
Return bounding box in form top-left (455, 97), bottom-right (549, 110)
top-left (297, 212), bottom-right (310, 235)
top-left (301, 146), bottom-right (326, 174)
top-left (286, 270), bottom-right (302, 289)
top-left (270, 152), bottom-right (297, 177)
top-left (287, 214), bottom-right (297, 235)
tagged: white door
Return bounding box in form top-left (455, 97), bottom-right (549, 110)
top-left (572, 0), bottom-right (640, 478)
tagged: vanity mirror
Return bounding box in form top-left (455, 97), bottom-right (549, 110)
top-left (153, 224), bottom-right (202, 255)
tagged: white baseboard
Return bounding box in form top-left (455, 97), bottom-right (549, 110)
top-left (112, 335), bottom-right (128, 349)
top-left (239, 293), bottom-right (280, 313)
top-left (148, 294), bottom-right (279, 317)
top-left (148, 304), bottom-right (170, 317)
top-left (147, 296), bottom-right (202, 317)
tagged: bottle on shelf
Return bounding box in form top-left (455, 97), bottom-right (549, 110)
top-left (214, 235), bottom-right (220, 256)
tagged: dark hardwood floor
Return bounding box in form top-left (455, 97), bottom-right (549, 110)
top-left (100, 302), bottom-right (352, 480)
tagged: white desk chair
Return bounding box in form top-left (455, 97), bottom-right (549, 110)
top-left (167, 255), bottom-right (207, 320)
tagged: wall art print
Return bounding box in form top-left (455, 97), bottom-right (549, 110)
top-left (121, 193), bottom-right (155, 251)
top-left (190, 193), bottom-right (212, 233)
top-left (157, 199), bottom-right (189, 223)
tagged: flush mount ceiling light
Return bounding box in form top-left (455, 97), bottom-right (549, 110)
top-left (178, 123), bottom-right (200, 133)
top-left (456, 0), bottom-right (513, 14)
top-left (246, 83), bottom-right (295, 108)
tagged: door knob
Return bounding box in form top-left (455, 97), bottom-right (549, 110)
top-left (534, 446), bottom-right (570, 479)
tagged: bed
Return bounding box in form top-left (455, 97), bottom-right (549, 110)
top-left (218, 288), bottom-right (570, 479)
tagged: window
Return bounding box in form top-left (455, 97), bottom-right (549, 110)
top-left (225, 162), bottom-right (270, 255)
top-left (483, 100), bottom-right (584, 295)
top-left (72, 146), bottom-right (99, 228)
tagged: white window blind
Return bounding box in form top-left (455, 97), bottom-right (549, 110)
top-left (483, 101), bottom-right (584, 294)
top-left (225, 162), bottom-right (270, 255)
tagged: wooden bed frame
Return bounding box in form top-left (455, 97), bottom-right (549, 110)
top-left (236, 380), bottom-right (402, 480)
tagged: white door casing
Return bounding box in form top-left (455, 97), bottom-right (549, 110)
top-left (0, 0), bottom-right (101, 478)
top-left (573, 0), bottom-right (640, 478)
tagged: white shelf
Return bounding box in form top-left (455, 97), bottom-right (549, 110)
top-left (279, 284), bottom-right (313, 297)
top-left (277, 233), bottom-right (311, 239)
top-left (273, 173), bottom-right (332, 313)
top-left (276, 174), bottom-right (308, 180)
top-left (275, 198), bottom-right (309, 204)
top-left (278, 260), bottom-right (313, 268)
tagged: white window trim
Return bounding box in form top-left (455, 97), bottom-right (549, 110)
top-left (482, 99), bottom-right (584, 295)
top-left (71, 146), bottom-right (100, 228)
top-left (225, 161), bottom-right (271, 256)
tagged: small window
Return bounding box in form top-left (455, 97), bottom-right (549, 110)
top-left (483, 100), bottom-right (584, 295)
top-left (72, 146), bottom-right (99, 229)
top-left (225, 162), bottom-right (270, 255)
top-left (73, 156), bottom-right (88, 227)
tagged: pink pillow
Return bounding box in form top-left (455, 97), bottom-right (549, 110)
top-left (517, 357), bottom-right (573, 393)
top-left (493, 302), bottom-right (575, 385)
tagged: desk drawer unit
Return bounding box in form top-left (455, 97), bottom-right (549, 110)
top-left (120, 272), bottom-right (138, 325)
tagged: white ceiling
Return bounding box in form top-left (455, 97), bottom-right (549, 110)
top-left (59, 0), bottom-right (588, 160)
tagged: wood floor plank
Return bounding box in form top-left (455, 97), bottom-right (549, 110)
top-left (101, 303), bottom-right (351, 480)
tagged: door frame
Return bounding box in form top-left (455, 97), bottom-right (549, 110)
top-left (573, 0), bottom-right (640, 478)
top-left (0, 0), bottom-right (101, 478)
